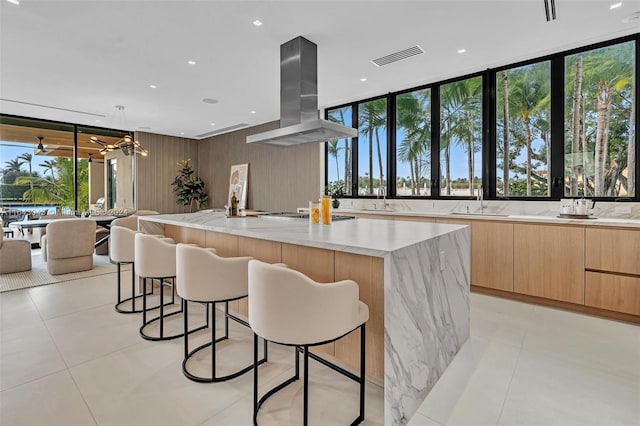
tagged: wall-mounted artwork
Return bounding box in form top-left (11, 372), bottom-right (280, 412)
top-left (228, 163), bottom-right (249, 210)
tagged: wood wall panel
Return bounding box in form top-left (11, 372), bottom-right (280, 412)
top-left (585, 271), bottom-right (640, 316)
top-left (334, 252), bottom-right (384, 381)
top-left (514, 224), bottom-right (585, 304)
top-left (134, 132), bottom-right (199, 214)
top-left (586, 228), bottom-right (640, 275)
top-left (196, 121), bottom-right (322, 213)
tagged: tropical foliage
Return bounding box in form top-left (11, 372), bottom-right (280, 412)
top-left (171, 159), bottom-right (208, 212)
top-left (4, 156), bottom-right (89, 210)
top-left (564, 41), bottom-right (635, 197)
top-left (358, 98), bottom-right (387, 195)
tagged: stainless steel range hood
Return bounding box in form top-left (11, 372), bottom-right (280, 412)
top-left (247, 36), bottom-right (357, 147)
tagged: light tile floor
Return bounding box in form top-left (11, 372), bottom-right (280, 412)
top-left (1, 271), bottom-right (639, 426)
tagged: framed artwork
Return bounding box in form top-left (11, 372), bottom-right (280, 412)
top-left (228, 163), bottom-right (249, 210)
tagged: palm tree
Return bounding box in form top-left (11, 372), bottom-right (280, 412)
top-left (39, 160), bottom-right (57, 178)
top-left (440, 78), bottom-right (481, 196)
top-left (359, 99), bottom-right (386, 195)
top-left (3, 158), bottom-right (25, 184)
top-left (397, 90), bottom-right (431, 195)
top-left (18, 153), bottom-right (34, 200)
top-left (327, 140), bottom-right (342, 182)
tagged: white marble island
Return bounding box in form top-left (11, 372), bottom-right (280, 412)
top-left (139, 211), bottom-right (470, 425)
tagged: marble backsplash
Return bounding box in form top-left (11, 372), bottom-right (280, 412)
top-left (338, 198), bottom-right (640, 219)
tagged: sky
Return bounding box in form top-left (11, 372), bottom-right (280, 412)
top-left (0, 142), bottom-right (50, 177)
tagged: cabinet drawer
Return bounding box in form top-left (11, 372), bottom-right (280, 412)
top-left (585, 271), bottom-right (640, 316)
top-left (586, 228), bottom-right (640, 275)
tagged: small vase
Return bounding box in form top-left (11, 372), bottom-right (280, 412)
top-left (332, 199), bottom-right (340, 209)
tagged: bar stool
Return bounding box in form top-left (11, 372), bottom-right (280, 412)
top-left (176, 244), bottom-right (267, 382)
top-left (135, 233), bottom-right (207, 341)
top-left (248, 260), bottom-right (369, 426)
top-left (109, 225), bottom-right (152, 314)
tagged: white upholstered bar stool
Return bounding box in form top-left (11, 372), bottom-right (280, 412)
top-left (109, 225), bottom-right (154, 314)
top-left (176, 244), bottom-right (267, 382)
top-left (135, 233), bottom-right (207, 341)
top-left (248, 260), bottom-right (369, 426)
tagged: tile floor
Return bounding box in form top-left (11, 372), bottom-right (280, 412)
top-left (1, 269), bottom-right (639, 426)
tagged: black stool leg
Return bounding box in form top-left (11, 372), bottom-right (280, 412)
top-left (211, 302), bottom-right (217, 379)
top-left (360, 324), bottom-right (366, 423)
top-left (159, 278), bottom-right (164, 339)
top-left (131, 263), bottom-right (136, 312)
top-left (142, 277), bottom-right (147, 325)
top-left (183, 299), bottom-right (189, 358)
top-left (116, 262), bottom-right (122, 304)
top-left (303, 345), bottom-right (309, 426)
top-left (253, 332), bottom-right (259, 426)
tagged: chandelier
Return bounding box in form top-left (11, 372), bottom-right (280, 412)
top-left (89, 105), bottom-right (149, 157)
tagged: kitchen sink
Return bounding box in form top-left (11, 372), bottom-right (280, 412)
top-left (450, 212), bottom-right (509, 217)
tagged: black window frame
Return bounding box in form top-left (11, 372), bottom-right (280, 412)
top-left (325, 33), bottom-right (640, 202)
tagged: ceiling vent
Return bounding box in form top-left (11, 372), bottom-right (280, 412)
top-left (196, 123), bottom-right (250, 139)
top-left (371, 45), bottom-right (424, 67)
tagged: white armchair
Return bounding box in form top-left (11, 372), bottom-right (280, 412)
top-left (42, 219), bottom-right (96, 275)
top-left (0, 232), bottom-right (32, 274)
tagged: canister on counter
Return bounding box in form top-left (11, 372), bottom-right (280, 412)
top-left (309, 200), bottom-right (321, 224)
top-left (321, 195), bottom-right (332, 225)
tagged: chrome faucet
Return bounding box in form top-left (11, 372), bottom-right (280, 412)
top-left (477, 186), bottom-right (485, 214)
top-left (377, 185), bottom-right (388, 210)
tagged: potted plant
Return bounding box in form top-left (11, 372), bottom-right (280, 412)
top-left (326, 181), bottom-right (346, 208)
top-left (171, 159), bottom-right (208, 212)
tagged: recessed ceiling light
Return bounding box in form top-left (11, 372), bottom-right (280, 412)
top-left (250, 110), bottom-right (257, 114)
top-left (202, 98), bottom-right (219, 104)
top-left (149, 84), bottom-right (157, 89)
top-left (457, 49), bottom-right (467, 54)
top-left (210, 123), bottom-right (216, 126)
top-left (95, 120), bottom-right (101, 123)
top-left (187, 60), bottom-right (196, 65)
top-left (253, 20), bottom-right (263, 26)
top-left (610, 2), bottom-right (622, 9)
top-left (180, 132), bottom-right (185, 135)
top-left (360, 77), bottom-right (367, 82)
top-left (6, 0), bottom-right (19, 5)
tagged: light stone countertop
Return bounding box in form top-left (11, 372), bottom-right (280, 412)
top-left (139, 211), bottom-right (468, 257)
top-left (334, 208), bottom-right (640, 229)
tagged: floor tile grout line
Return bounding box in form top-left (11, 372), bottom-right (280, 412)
top-left (65, 369), bottom-right (100, 426)
top-left (495, 345), bottom-right (524, 426)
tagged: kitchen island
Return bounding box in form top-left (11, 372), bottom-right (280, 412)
top-left (139, 211), bottom-right (470, 425)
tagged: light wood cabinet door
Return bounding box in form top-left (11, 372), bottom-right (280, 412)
top-left (585, 271), bottom-right (640, 316)
top-left (236, 237), bottom-right (282, 317)
top-left (204, 231), bottom-right (238, 256)
top-left (585, 228), bottom-right (640, 275)
top-left (472, 222), bottom-right (514, 291)
top-left (514, 224), bottom-right (585, 304)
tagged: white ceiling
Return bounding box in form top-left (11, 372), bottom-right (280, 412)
top-left (1, 0), bottom-right (638, 140)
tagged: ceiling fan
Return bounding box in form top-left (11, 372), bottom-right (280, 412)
top-left (36, 136), bottom-right (47, 153)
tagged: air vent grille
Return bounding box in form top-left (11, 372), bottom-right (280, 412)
top-left (371, 45), bottom-right (424, 67)
top-left (196, 123), bottom-right (250, 139)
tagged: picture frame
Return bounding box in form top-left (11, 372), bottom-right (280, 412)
top-left (228, 163), bottom-right (249, 210)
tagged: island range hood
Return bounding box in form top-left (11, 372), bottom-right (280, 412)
top-left (246, 36), bottom-right (357, 147)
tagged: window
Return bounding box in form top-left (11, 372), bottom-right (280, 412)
top-left (564, 41), bottom-right (636, 197)
top-left (326, 106), bottom-right (353, 196)
top-left (396, 89), bottom-right (431, 196)
top-left (324, 35), bottom-right (638, 202)
top-left (440, 76), bottom-right (483, 197)
top-left (496, 61), bottom-right (551, 197)
top-left (358, 98), bottom-right (387, 196)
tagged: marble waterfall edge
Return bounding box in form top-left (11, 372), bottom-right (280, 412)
top-left (384, 226), bottom-right (470, 425)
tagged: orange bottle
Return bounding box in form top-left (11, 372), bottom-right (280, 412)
top-left (321, 195), bottom-right (332, 225)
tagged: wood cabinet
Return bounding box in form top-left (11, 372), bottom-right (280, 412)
top-left (586, 228), bottom-right (640, 275)
top-left (514, 224), bottom-right (585, 304)
top-left (436, 218), bottom-right (513, 292)
top-left (585, 271), bottom-right (640, 316)
top-left (164, 224), bottom-right (205, 246)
